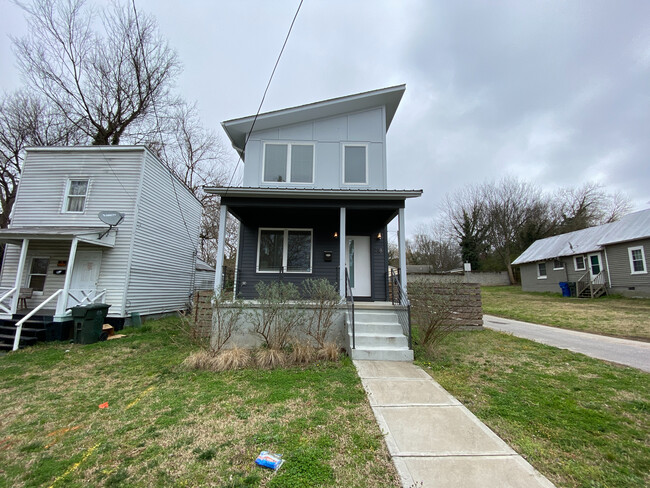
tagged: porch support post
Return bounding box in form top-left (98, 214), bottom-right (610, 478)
top-left (398, 207), bottom-right (407, 291)
top-left (56, 238), bottom-right (78, 317)
top-left (11, 238), bottom-right (30, 314)
top-left (339, 207), bottom-right (346, 297)
top-left (214, 204), bottom-right (228, 294)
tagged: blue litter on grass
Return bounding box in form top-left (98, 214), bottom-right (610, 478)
top-left (255, 451), bottom-right (284, 470)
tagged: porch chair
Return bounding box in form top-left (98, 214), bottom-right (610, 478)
top-left (18, 288), bottom-right (33, 309)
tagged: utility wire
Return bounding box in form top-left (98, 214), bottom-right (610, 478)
top-left (222, 0), bottom-right (304, 195)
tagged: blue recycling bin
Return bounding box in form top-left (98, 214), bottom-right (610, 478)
top-left (559, 282), bottom-right (571, 297)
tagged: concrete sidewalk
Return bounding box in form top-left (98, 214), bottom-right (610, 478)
top-left (483, 314), bottom-right (650, 373)
top-left (355, 360), bottom-right (555, 488)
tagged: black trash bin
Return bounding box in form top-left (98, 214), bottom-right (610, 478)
top-left (71, 304), bottom-right (111, 344)
top-left (567, 282), bottom-right (577, 297)
top-left (558, 282), bottom-right (571, 297)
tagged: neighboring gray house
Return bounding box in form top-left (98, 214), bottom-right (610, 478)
top-left (0, 146), bottom-right (202, 348)
top-left (206, 85), bottom-right (422, 360)
top-left (513, 208), bottom-right (650, 298)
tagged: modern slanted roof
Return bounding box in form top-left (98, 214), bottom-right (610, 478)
top-left (221, 85), bottom-right (406, 157)
top-left (512, 208), bottom-right (650, 265)
top-left (204, 187), bottom-right (422, 200)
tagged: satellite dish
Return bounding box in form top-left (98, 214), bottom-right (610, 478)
top-left (98, 211), bottom-right (124, 239)
top-left (98, 211), bottom-right (124, 226)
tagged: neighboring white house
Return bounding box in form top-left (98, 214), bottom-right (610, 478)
top-left (0, 146), bottom-right (202, 340)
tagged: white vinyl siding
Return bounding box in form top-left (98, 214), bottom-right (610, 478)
top-left (343, 144), bottom-right (368, 184)
top-left (263, 143), bottom-right (314, 184)
top-left (257, 228), bottom-right (313, 273)
top-left (628, 246), bottom-right (647, 274)
top-left (537, 262), bottom-right (547, 279)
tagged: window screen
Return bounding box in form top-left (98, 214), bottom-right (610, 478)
top-left (344, 146), bottom-right (366, 183)
top-left (290, 145), bottom-right (313, 183)
top-left (264, 144), bottom-right (287, 182)
top-left (258, 230), bottom-right (284, 271)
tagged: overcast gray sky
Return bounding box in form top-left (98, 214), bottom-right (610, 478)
top-left (1, 0), bottom-right (649, 238)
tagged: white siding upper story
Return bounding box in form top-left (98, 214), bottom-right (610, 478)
top-left (242, 107), bottom-right (388, 189)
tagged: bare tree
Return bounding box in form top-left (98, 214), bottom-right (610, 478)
top-left (406, 222), bottom-right (461, 271)
top-left (0, 90), bottom-right (81, 228)
top-left (13, 0), bottom-right (181, 145)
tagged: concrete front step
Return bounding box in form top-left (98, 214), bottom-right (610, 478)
top-left (350, 332), bottom-right (409, 349)
top-left (349, 347), bottom-right (414, 361)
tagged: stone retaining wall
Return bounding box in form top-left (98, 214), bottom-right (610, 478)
top-left (408, 280), bottom-right (483, 327)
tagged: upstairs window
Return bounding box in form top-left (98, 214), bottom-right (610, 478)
top-left (64, 179), bottom-right (89, 212)
top-left (263, 143), bottom-right (314, 184)
top-left (257, 228), bottom-right (312, 273)
top-left (574, 256), bottom-right (586, 271)
top-left (628, 246), bottom-right (647, 274)
top-left (343, 144), bottom-right (367, 184)
top-left (537, 262), bottom-right (547, 279)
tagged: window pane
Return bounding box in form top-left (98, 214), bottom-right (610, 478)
top-left (67, 196), bottom-right (85, 212)
top-left (69, 180), bottom-right (88, 196)
top-left (264, 144), bottom-right (287, 182)
top-left (344, 146), bottom-right (366, 183)
top-left (259, 230), bottom-right (284, 271)
top-left (575, 256), bottom-right (584, 269)
top-left (290, 145), bottom-right (313, 183)
top-left (590, 256), bottom-right (600, 274)
top-left (632, 250), bottom-right (645, 272)
top-left (287, 231), bottom-right (311, 272)
top-left (29, 275), bottom-right (46, 292)
top-left (538, 263), bottom-right (546, 276)
top-left (30, 258), bottom-right (49, 275)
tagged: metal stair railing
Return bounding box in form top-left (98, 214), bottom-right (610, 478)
top-left (390, 271), bottom-right (412, 349)
top-left (345, 268), bottom-right (355, 350)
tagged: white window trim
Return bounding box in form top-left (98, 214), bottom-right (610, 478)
top-left (25, 256), bottom-right (50, 296)
top-left (574, 256), bottom-right (586, 271)
top-left (537, 262), bottom-right (547, 279)
top-left (256, 228), bottom-right (313, 274)
top-left (62, 178), bottom-right (90, 214)
top-left (262, 142), bottom-right (315, 185)
top-left (341, 143), bottom-right (369, 185)
top-left (628, 246), bottom-right (647, 275)
top-left (553, 259), bottom-right (564, 270)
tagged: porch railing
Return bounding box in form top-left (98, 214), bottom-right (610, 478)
top-left (66, 289), bottom-right (107, 309)
top-left (576, 271), bottom-right (606, 298)
top-left (345, 268), bottom-right (355, 350)
top-left (13, 289), bottom-right (63, 351)
top-left (0, 286), bottom-right (17, 315)
top-left (389, 270), bottom-right (412, 349)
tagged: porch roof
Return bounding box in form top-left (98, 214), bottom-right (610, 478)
top-left (0, 226), bottom-right (116, 248)
top-left (204, 187), bottom-right (423, 200)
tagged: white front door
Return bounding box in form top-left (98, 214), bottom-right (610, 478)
top-left (588, 253), bottom-right (602, 279)
top-left (69, 251), bottom-right (102, 304)
top-left (346, 236), bottom-right (371, 297)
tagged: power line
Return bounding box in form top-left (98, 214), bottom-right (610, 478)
top-left (223, 0), bottom-right (304, 195)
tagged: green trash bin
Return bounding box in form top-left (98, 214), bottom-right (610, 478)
top-left (71, 304), bottom-right (111, 345)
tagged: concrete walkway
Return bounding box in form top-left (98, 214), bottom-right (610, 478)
top-left (483, 314), bottom-right (650, 373)
top-left (355, 360), bottom-right (555, 488)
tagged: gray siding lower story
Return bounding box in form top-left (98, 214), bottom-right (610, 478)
top-left (519, 260), bottom-right (573, 293)
top-left (605, 238), bottom-right (650, 297)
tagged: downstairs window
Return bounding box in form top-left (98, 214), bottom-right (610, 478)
top-left (257, 228), bottom-right (312, 273)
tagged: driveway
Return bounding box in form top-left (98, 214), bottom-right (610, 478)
top-left (483, 314), bottom-right (650, 373)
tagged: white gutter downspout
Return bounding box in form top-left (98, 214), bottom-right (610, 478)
top-left (603, 248), bottom-right (612, 288)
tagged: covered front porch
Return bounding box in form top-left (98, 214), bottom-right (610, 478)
top-left (0, 227), bottom-right (116, 322)
top-left (210, 188), bottom-right (421, 301)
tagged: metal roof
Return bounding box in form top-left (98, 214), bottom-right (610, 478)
top-left (204, 186), bottom-right (422, 200)
top-left (512, 208), bottom-right (650, 265)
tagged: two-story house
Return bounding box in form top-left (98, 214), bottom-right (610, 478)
top-left (0, 146), bottom-right (202, 350)
top-left (206, 85), bottom-right (422, 360)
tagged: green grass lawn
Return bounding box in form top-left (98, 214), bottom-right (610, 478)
top-left (481, 285), bottom-right (650, 340)
top-left (0, 317), bottom-right (399, 488)
top-left (416, 330), bottom-right (650, 488)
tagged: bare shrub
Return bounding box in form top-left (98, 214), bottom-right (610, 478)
top-left (249, 282), bottom-right (304, 350)
top-left (211, 293), bottom-right (244, 352)
top-left (290, 341), bottom-right (316, 365)
top-left (409, 280), bottom-right (462, 353)
top-left (317, 342), bottom-right (340, 362)
top-left (214, 347), bottom-right (251, 371)
top-left (255, 348), bottom-right (287, 369)
top-left (302, 278), bottom-right (340, 347)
